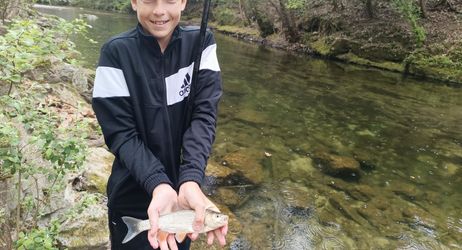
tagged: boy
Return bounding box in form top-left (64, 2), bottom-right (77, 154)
top-left (91, 0), bottom-right (227, 249)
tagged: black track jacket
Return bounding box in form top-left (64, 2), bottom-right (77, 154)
top-left (92, 24), bottom-right (222, 209)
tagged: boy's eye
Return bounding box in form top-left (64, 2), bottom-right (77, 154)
top-left (140, 0), bottom-right (155, 3)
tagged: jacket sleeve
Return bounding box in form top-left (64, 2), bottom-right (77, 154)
top-left (92, 42), bottom-right (173, 194)
top-left (178, 32), bottom-right (223, 187)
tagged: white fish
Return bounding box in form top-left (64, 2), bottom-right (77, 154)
top-left (122, 209), bottom-right (228, 244)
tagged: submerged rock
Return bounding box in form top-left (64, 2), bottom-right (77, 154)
top-left (313, 151), bottom-right (361, 180)
top-left (287, 156), bottom-right (317, 182)
top-left (206, 161), bottom-right (236, 179)
top-left (215, 187), bottom-right (243, 208)
top-left (222, 149), bottom-right (265, 185)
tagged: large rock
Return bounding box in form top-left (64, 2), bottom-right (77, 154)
top-left (313, 151), bottom-right (361, 180)
top-left (352, 43), bottom-right (409, 62)
top-left (79, 147), bottom-right (114, 194)
top-left (329, 37), bottom-right (353, 56)
top-left (57, 203), bottom-right (109, 249)
top-left (49, 62), bottom-right (92, 95)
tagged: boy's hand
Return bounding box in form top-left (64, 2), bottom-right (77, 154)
top-left (178, 181), bottom-right (228, 246)
top-left (147, 184), bottom-right (179, 250)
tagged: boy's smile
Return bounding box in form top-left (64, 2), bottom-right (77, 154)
top-left (132, 0), bottom-right (187, 52)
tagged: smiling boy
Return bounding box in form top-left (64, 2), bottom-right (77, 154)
top-left (91, 0), bottom-right (227, 249)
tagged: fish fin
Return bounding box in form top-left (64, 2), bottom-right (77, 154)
top-left (175, 232), bottom-right (187, 243)
top-left (158, 231), bottom-right (169, 242)
top-left (121, 216), bottom-right (144, 244)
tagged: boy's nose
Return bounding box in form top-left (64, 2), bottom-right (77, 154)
top-left (151, 3), bottom-right (166, 16)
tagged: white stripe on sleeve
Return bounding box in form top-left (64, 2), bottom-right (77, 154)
top-left (93, 66), bottom-right (130, 98)
top-left (199, 44), bottom-right (220, 72)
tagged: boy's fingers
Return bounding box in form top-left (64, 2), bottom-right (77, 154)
top-left (207, 231), bottom-right (214, 245)
top-left (167, 234), bottom-right (178, 250)
top-left (189, 232), bottom-right (199, 241)
top-left (159, 236), bottom-right (169, 250)
top-left (193, 205), bottom-right (206, 232)
top-left (214, 228), bottom-right (226, 246)
top-left (147, 208), bottom-right (160, 248)
top-left (148, 229), bottom-right (159, 249)
top-left (149, 208), bottom-right (160, 231)
top-left (221, 224), bottom-right (228, 235)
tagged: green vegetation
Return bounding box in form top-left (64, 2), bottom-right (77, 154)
top-left (392, 0), bottom-right (426, 47)
top-left (405, 43), bottom-right (462, 82)
top-left (0, 18), bottom-right (94, 96)
top-left (0, 16), bottom-right (96, 249)
top-left (36, 0), bottom-right (132, 13)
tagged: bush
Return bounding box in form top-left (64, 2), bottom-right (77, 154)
top-left (214, 7), bottom-right (238, 26)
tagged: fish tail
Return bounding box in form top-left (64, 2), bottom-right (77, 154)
top-left (121, 216), bottom-right (144, 244)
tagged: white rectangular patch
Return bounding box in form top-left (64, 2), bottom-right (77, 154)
top-left (199, 44), bottom-right (220, 72)
top-left (165, 63), bottom-right (194, 106)
top-left (93, 66), bottom-right (130, 98)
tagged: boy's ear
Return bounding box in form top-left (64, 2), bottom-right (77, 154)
top-left (131, 0), bottom-right (137, 11)
top-left (181, 0), bottom-right (187, 11)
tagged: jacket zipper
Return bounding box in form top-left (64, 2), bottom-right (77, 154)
top-left (160, 53), bottom-right (179, 187)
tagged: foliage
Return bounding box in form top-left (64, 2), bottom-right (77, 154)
top-left (0, 113), bottom-right (21, 178)
top-left (286, 0), bottom-right (307, 10)
top-left (392, 0), bottom-right (426, 47)
top-left (36, 0), bottom-right (132, 13)
top-left (0, 18), bottom-right (93, 95)
top-left (214, 7), bottom-right (238, 26)
top-left (14, 192), bottom-right (100, 250)
top-left (15, 220), bottom-right (60, 250)
top-left (0, 16), bottom-right (93, 248)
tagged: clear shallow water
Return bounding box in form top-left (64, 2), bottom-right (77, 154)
top-left (36, 5), bottom-right (462, 249)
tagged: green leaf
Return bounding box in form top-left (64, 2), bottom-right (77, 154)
top-left (10, 74), bottom-right (21, 83)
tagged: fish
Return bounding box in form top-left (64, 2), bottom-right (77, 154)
top-left (121, 209), bottom-right (228, 244)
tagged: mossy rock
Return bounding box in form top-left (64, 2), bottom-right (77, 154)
top-left (352, 43), bottom-right (409, 62)
top-left (57, 203), bottom-right (109, 249)
top-left (81, 147), bottom-right (114, 194)
top-left (310, 37), bottom-right (331, 56)
top-left (337, 52), bottom-right (405, 72)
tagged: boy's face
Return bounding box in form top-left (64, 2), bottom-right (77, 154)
top-left (132, 0), bottom-right (187, 45)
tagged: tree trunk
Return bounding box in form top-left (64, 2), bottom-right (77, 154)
top-left (238, 0), bottom-right (250, 24)
top-left (332, 0), bottom-right (344, 12)
top-left (365, 0), bottom-right (374, 18)
top-left (0, 0), bottom-right (21, 23)
top-left (269, 0), bottom-right (300, 43)
top-left (419, 0), bottom-right (427, 18)
top-left (0, 179), bottom-right (12, 249)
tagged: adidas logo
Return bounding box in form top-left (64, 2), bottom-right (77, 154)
top-left (179, 73), bottom-right (191, 97)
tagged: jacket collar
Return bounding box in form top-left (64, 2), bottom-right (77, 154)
top-left (136, 23), bottom-right (181, 56)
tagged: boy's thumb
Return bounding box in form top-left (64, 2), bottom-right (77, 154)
top-left (193, 206), bottom-right (205, 232)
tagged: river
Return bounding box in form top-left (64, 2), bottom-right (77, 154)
top-left (36, 5), bottom-right (462, 249)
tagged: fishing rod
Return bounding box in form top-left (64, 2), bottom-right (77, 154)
top-left (184, 0), bottom-right (212, 130)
